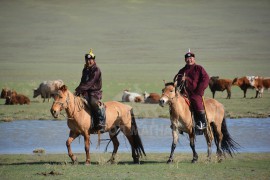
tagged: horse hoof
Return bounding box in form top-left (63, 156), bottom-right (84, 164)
top-left (85, 162), bottom-right (91, 166)
top-left (167, 159), bottom-right (173, 164)
top-left (133, 157), bottom-right (140, 164)
top-left (133, 160), bottom-right (140, 164)
top-left (218, 158), bottom-right (223, 163)
top-left (191, 159), bottom-right (198, 163)
top-left (72, 157), bottom-right (78, 165)
top-left (107, 159), bottom-right (116, 164)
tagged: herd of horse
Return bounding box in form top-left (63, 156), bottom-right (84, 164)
top-left (50, 82), bottom-right (239, 165)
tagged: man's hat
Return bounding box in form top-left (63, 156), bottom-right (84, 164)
top-left (85, 48), bottom-right (95, 59)
top-left (184, 48), bottom-right (195, 58)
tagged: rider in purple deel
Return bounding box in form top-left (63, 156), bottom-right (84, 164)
top-left (174, 49), bottom-right (209, 132)
top-left (75, 49), bottom-right (106, 132)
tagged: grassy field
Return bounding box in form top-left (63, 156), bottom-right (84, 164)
top-left (0, 0), bottom-right (270, 121)
top-left (0, 0), bottom-right (270, 120)
top-left (0, 153), bottom-right (270, 179)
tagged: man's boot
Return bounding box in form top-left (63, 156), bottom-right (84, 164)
top-left (195, 111), bottom-right (207, 131)
top-left (97, 102), bottom-right (106, 132)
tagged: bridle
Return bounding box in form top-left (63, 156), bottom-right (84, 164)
top-left (52, 92), bottom-right (76, 119)
top-left (162, 80), bottom-right (186, 102)
top-left (53, 92), bottom-right (70, 109)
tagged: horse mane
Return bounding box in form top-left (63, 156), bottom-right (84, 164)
top-left (66, 90), bottom-right (87, 111)
top-left (75, 95), bottom-right (89, 110)
top-left (78, 96), bottom-right (88, 108)
top-left (165, 82), bottom-right (175, 87)
top-left (164, 82), bottom-right (184, 97)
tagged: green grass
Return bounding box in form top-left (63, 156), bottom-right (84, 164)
top-left (0, 62), bottom-right (269, 120)
top-left (0, 153), bottom-right (270, 179)
top-left (0, 0), bottom-right (270, 120)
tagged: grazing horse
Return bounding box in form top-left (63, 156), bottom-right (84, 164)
top-left (159, 82), bottom-right (239, 163)
top-left (50, 85), bottom-right (145, 165)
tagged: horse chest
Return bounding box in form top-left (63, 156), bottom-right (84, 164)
top-left (67, 120), bottom-right (82, 133)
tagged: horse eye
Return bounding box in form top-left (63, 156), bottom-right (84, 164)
top-left (170, 90), bottom-right (174, 93)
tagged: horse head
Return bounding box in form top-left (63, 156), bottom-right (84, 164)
top-left (50, 85), bottom-right (69, 118)
top-left (159, 81), bottom-right (178, 107)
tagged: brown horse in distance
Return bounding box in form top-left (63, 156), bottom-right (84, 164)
top-left (50, 85), bottom-right (145, 165)
top-left (159, 82), bottom-right (239, 163)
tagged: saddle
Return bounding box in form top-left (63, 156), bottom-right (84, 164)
top-left (79, 96), bottom-right (106, 132)
top-left (180, 93), bottom-right (204, 135)
top-left (176, 86), bottom-right (206, 136)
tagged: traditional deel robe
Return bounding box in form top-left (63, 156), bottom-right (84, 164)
top-left (76, 64), bottom-right (102, 100)
top-left (174, 64), bottom-right (209, 111)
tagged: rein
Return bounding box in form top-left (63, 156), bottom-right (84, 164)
top-left (53, 92), bottom-right (70, 109)
top-left (176, 80), bottom-right (185, 93)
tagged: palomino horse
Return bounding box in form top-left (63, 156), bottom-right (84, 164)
top-left (50, 85), bottom-right (145, 165)
top-left (159, 82), bottom-right (239, 163)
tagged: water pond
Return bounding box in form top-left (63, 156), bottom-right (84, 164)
top-left (0, 118), bottom-right (269, 154)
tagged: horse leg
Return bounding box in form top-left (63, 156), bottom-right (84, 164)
top-left (123, 131), bottom-right (139, 164)
top-left (66, 130), bottom-right (80, 164)
top-left (167, 129), bottom-right (179, 164)
top-left (213, 125), bottom-right (223, 162)
top-left (217, 134), bottom-right (223, 163)
top-left (108, 132), bottom-right (120, 164)
top-left (83, 133), bottom-right (91, 165)
top-left (189, 132), bottom-right (198, 163)
top-left (204, 130), bottom-right (212, 162)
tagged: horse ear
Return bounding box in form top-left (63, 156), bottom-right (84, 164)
top-left (60, 85), bottom-right (68, 92)
top-left (163, 80), bottom-right (166, 85)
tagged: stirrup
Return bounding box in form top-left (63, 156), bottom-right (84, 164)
top-left (98, 124), bottom-right (106, 127)
top-left (196, 122), bottom-right (206, 130)
top-left (98, 125), bottom-right (106, 133)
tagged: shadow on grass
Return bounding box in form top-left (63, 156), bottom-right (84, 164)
top-left (0, 160), bottom-right (168, 166)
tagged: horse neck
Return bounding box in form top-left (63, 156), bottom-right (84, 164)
top-left (66, 91), bottom-right (83, 119)
top-left (169, 93), bottom-right (191, 119)
top-left (64, 91), bottom-right (74, 118)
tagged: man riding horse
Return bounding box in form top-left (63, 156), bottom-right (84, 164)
top-left (174, 49), bottom-right (209, 134)
top-left (75, 49), bottom-right (106, 132)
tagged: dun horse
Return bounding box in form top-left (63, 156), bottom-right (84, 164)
top-left (50, 85), bottom-right (145, 165)
top-left (159, 82), bottom-right (239, 163)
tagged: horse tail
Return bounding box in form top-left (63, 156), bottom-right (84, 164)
top-left (130, 108), bottom-right (146, 157)
top-left (104, 127), bottom-right (121, 153)
top-left (212, 117), bottom-right (240, 157)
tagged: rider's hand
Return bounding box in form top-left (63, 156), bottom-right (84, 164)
top-left (74, 91), bottom-right (81, 96)
top-left (181, 76), bottom-right (186, 82)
